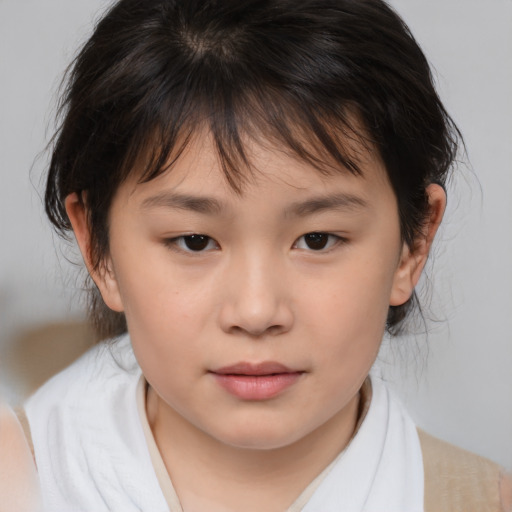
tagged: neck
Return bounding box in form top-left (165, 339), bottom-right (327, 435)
top-left (146, 386), bottom-right (364, 512)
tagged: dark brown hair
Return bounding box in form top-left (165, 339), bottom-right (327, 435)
top-left (45, 0), bottom-right (461, 339)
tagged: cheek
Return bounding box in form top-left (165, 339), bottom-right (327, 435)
top-left (109, 248), bottom-right (215, 371)
top-left (307, 257), bottom-right (395, 329)
top-left (113, 243), bottom-right (204, 322)
top-left (300, 253), bottom-right (397, 367)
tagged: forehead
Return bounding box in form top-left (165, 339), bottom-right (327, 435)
top-left (123, 127), bottom-right (393, 206)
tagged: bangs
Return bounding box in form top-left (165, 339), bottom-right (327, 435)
top-left (89, 0), bottom-right (374, 192)
top-left (121, 80), bottom-right (368, 194)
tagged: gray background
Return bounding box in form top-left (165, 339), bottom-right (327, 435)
top-left (0, 0), bottom-right (511, 469)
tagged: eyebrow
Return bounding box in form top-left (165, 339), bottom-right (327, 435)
top-left (141, 192), bottom-right (223, 215)
top-left (140, 191), bottom-right (368, 217)
top-left (286, 193), bottom-right (369, 217)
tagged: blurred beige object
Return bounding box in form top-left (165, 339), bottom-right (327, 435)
top-left (2, 322), bottom-right (96, 402)
top-left (0, 404), bottom-right (42, 512)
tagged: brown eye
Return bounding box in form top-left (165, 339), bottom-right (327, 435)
top-left (294, 232), bottom-right (341, 251)
top-left (165, 234), bottom-right (218, 253)
top-left (183, 234), bottom-right (212, 251)
top-left (304, 233), bottom-right (329, 250)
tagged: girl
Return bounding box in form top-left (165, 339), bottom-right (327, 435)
top-left (20, 0), bottom-right (511, 510)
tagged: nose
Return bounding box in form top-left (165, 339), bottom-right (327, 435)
top-left (218, 251), bottom-right (294, 338)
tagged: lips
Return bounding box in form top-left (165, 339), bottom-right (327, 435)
top-left (213, 361), bottom-right (296, 376)
top-left (210, 362), bottom-right (303, 400)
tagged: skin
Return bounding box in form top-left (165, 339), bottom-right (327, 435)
top-left (0, 404), bottom-right (41, 512)
top-left (66, 132), bottom-right (445, 512)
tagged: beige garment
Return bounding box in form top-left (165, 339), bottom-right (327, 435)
top-left (419, 429), bottom-right (507, 512)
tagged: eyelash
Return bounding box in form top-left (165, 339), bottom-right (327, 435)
top-left (163, 232), bottom-right (346, 254)
top-left (164, 234), bottom-right (220, 253)
top-left (293, 232), bottom-right (344, 252)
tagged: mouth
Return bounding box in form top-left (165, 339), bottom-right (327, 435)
top-left (210, 362), bottom-right (304, 400)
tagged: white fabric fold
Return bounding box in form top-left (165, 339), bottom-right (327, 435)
top-left (25, 336), bottom-right (168, 512)
top-left (299, 375), bottom-right (424, 512)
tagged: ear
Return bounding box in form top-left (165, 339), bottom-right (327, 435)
top-left (65, 193), bottom-right (124, 312)
top-left (390, 184), bottom-right (446, 306)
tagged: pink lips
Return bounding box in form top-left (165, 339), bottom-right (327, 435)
top-left (211, 362), bottom-right (303, 400)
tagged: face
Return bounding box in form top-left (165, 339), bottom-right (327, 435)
top-left (72, 133), bottom-right (427, 450)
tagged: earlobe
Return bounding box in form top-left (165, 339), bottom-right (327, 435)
top-left (390, 184), bottom-right (447, 306)
top-left (64, 193), bottom-right (124, 313)
top-left (389, 243), bottom-right (418, 306)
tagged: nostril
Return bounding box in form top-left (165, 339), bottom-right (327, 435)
top-left (217, 270), bottom-right (294, 336)
top-left (229, 323), bottom-right (282, 338)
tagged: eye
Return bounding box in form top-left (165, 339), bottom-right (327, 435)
top-left (294, 232), bottom-right (341, 251)
top-left (166, 234), bottom-right (219, 252)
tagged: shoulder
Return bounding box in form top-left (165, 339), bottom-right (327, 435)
top-left (25, 334), bottom-right (136, 416)
top-left (21, 334), bottom-right (153, 510)
top-left (24, 333), bottom-right (141, 465)
top-left (0, 403), bottom-right (41, 511)
top-left (419, 429), bottom-right (511, 512)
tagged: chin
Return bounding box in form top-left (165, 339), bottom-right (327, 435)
top-left (209, 420), bottom-right (307, 451)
